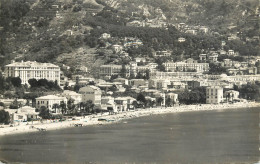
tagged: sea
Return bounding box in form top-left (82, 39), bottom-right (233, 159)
top-left (0, 107), bottom-right (259, 164)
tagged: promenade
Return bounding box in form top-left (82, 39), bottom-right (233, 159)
top-left (0, 102), bottom-right (259, 136)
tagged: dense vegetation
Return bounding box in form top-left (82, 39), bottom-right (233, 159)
top-left (236, 82), bottom-right (260, 101)
top-left (178, 87), bottom-right (206, 105)
top-left (28, 79), bottom-right (61, 91)
top-left (0, 110), bottom-right (10, 124)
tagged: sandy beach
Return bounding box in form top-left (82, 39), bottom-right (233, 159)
top-left (0, 102), bottom-right (259, 136)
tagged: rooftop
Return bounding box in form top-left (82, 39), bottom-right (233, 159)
top-left (36, 95), bottom-right (66, 100)
top-left (6, 61), bottom-right (59, 68)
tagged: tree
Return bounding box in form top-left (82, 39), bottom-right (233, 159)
top-left (9, 99), bottom-right (20, 109)
top-left (10, 77), bottom-right (22, 87)
top-left (166, 97), bottom-right (173, 107)
top-left (157, 97), bottom-right (164, 106)
top-left (137, 93), bottom-right (146, 105)
top-left (136, 72), bottom-right (144, 79)
top-left (60, 101), bottom-right (67, 114)
top-left (120, 64), bottom-right (127, 78)
top-left (52, 104), bottom-right (60, 114)
top-left (144, 69), bottom-right (150, 80)
top-left (132, 101), bottom-right (139, 108)
top-left (208, 63), bottom-right (227, 74)
top-left (178, 87), bottom-right (206, 104)
top-left (107, 107), bottom-right (113, 114)
top-left (238, 83), bottom-right (260, 101)
top-left (0, 102), bottom-right (5, 107)
top-left (83, 100), bottom-right (95, 113)
top-left (67, 99), bottom-right (76, 114)
top-left (0, 110), bottom-right (10, 124)
top-left (39, 106), bottom-right (51, 119)
top-left (28, 79), bottom-right (38, 88)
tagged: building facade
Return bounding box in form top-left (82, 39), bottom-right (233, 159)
top-left (79, 86), bottom-right (102, 105)
top-left (206, 86), bottom-right (223, 104)
top-left (163, 59), bottom-right (209, 73)
top-left (5, 61), bottom-right (60, 85)
top-left (36, 95), bottom-right (67, 113)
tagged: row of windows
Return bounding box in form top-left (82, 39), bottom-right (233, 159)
top-left (81, 92), bottom-right (95, 94)
top-left (37, 101), bottom-right (48, 104)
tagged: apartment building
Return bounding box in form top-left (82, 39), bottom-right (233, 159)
top-left (99, 64), bottom-right (130, 77)
top-left (4, 61), bottom-right (60, 85)
top-left (150, 71), bottom-right (203, 80)
top-left (206, 86), bottom-right (223, 104)
top-left (99, 63), bottom-right (157, 78)
top-left (79, 86), bottom-right (102, 105)
top-left (163, 59), bottom-right (209, 73)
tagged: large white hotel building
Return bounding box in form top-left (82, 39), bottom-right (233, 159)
top-left (4, 61), bottom-right (60, 85)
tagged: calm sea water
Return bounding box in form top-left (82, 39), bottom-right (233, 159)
top-left (0, 107), bottom-right (259, 164)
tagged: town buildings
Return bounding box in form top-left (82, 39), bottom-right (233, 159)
top-left (99, 62), bottom-right (157, 78)
top-left (4, 61), bottom-right (60, 85)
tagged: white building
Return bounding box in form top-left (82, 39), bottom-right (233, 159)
top-left (36, 95), bottom-right (67, 113)
top-left (178, 37), bottom-right (186, 42)
top-left (163, 59), bottom-right (209, 73)
top-left (153, 51), bottom-right (172, 57)
top-left (199, 54), bottom-right (207, 61)
top-left (100, 33), bottom-right (111, 39)
top-left (227, 50), bottom-right (235, 56)
top-left (224, 90), bottom-right (239, 102)
top-left (199, 27), bottom-right (209, 33)
top-left (112, 45), bottom-right (123, 53)
top-left (5, 61), bottom-right (60, 85)
top-left (165, 93), bottom-right (178, 104)
top-left (206, 86), bottom-right (223, 104)
top-left (6, 106), bottom-right (39, 123)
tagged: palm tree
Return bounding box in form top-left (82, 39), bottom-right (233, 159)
top-left (60, 101), bottom-right (67, 114)
top-left (151, 100), bottom-right (156, 108)
top-left (166, 98), bottom-right (173, 107)
top-left (157, 97), bottom-right (164, 106)
top-left (67, 98), bottom-right (75, 114)
top-left (85, 100), bottom-right (94, 114)
top-left (79, 102), bottom-right (85, 114)
top-left (52, 103), bottom-right (60, 113)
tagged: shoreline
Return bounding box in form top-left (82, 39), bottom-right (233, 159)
top-left (0, 102), bottom-right (259, 137)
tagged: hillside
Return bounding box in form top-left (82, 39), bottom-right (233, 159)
top-left (0, 0), bottom-right (259, 78)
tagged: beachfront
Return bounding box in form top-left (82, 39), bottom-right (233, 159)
top-left (0, 102), bottom-right (259, 136)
